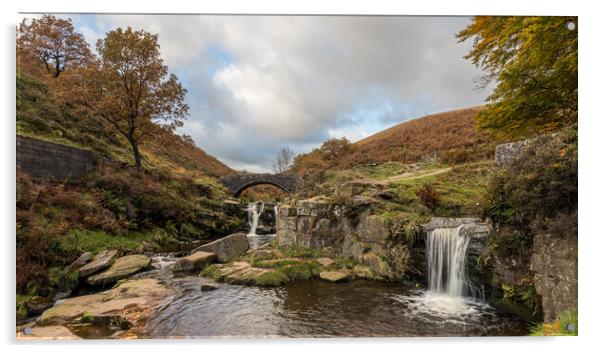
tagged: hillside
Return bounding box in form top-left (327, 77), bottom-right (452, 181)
top-left (16, 71), bottom-right (243, 293)
top-left (16, 72), bottom-right (233, 178)
top-left (335, 106), bottom-right (503, 168)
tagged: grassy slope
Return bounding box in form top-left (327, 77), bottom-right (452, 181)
top-left (16, 72), bottom-right (233, 178)
top-left (16, 72), bottom-right (244, 294)
top-left (336, 106), bottom-right (503, 168)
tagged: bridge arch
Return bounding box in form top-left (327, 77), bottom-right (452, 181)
top-left (218, 173), bottom-right (302, 197)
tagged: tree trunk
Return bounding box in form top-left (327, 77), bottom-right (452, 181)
top-left (129, 138), bottom-right (142, 171)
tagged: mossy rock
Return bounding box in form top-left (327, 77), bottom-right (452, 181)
top-left (86, 255), bottom-right (151, 286)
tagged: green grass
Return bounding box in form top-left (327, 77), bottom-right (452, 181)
top-left (252, 258), bottom-right (306, 269)
top-left (255, 271), bottom-right (290, 286)
top-left (530, 309), bottom-right (578, 336)
top-left (200, 265), bottom-right (224, 281)
top-left (58, 229), bottom-right (153, 255)
top-left (352, 161), bottom-right (408, 179)
top-left (385, 161), bottom-right (494, 217)
top-left (280, 263), bottom-right (318, 280)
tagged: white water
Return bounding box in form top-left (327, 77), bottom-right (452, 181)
top-left (246, 201), bottom-right (275, 249)
top-left (247, 201), bottom-right (265, 236)
top-left (392, 225), bottom-right (489, 322)
top-left (426, 225), bottom-right (481, 298)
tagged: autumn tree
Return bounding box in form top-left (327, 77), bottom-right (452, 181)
top-left (293, 137), bottom-right (354, 174)
top-left (457, 17), bottom-right (577, 138)
top-left (74, 27), bottom-right (189, 170)
top-left (17, 15), bottom-right (92, 78)
top-left (319, 137), bottom-right (353, 161)
top-left (271, 146), bottom-right (295, 173)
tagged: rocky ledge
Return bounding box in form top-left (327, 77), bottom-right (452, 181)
top-left (17, 278), bottom-right (172, 340)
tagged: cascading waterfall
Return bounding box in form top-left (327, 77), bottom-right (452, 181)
top-left (246, 201), bottom-right (276, 249)
top-left (247, 201), bottom-right (265, 236)
top-left (426, 225), bottom-right (482, 299)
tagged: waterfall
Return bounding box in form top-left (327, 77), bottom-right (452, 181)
top-left (247, 201), bottom-right (265, 236)
top-left (426, 225), bottom-right (482, 299)
top-left (246, 201), bottom-right (275, 249)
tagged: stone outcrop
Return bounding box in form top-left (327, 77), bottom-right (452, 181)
top-left (78, 249), bottom-right (119, 278)
top-left (276, 198), bottom-right (414, 281)
top-left (86, 255), bottom-right (151, 286)
top-left (192, 232), bottom-right (250, 263)
top-left (35, 278), bottom-right (170, 334)
top-left (495, 139), bottom-right (531, 166)
top-left (172, 251), bottom-right (216, 272)
top-left (531, 232), bottom-right (578, 322)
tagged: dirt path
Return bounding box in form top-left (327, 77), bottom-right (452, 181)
top-left (385, 167), bottom-right (453, 182)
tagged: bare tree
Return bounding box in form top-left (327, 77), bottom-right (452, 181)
top-left (271, 146), bottom-right (295, 173)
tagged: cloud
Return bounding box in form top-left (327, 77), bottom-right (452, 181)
top-left (63, 14), bottom-right (491, 172)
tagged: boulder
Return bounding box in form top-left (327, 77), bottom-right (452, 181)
top-left (78, 249), bottom-right (118, 278)
top-left (65, 252), bottom-right (92, 273)
top-left (86, 255), bottom-right (151, 286)
top-left (316, 257), bottom-right (335, 267)
top-left (200, 283), bottom-right (219, 291)
top-left (192, 233), bottom-right (249, 263)
top-left (172, 251), bottom-right (216, 272)
top-left (319, 271), bottom-right (351, 283)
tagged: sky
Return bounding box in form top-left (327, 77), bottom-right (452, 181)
top-left (26, 14), bottom-right (493, 173)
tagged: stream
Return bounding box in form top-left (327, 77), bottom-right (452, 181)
top-left (48, 203), bottom-right (531, 338)
top-left (143, 271), bottom-right (528, 338)
top-left (137, 217), bottom-right (529, 338)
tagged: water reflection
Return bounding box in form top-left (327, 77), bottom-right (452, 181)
top-left (146, 278), bottom-right (528, 338)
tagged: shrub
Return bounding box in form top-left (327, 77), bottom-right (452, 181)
top-left (486, 127), bottom-right (577, 229)
top-left (415, 183), bottom-right (441, 210)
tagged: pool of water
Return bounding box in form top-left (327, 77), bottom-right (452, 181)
top-left (144, 276), bottom-right (529, 338)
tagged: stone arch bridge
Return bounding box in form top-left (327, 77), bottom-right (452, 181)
top-left (218, 173), bottom-right (303, 197)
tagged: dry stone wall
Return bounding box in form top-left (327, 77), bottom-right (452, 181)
top-left (17, 135), bottom-right (97, 180)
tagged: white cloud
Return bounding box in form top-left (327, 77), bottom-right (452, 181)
top-left (64, 15), bottom-right (491, 171)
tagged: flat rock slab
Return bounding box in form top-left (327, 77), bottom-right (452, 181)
top-left (172, 251), bottom-right (216, 272)
top-left (213, 262), bottom-right (273, 285)
top-left (319, 271), bottom-right (351, 283)
top-left (86, 255), bottom-right (151, 286)
top-left (38, 278), bottom-right (169, 327)
top-left (192, 232), bottom-right (249, 263)
top-left (78, 249), bottom-right (118, 278)
top-left (17, 325), bottom-right (82, 340)
top-left (316, 257), bottom-right (335, 267)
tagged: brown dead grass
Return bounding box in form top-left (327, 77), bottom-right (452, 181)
top-left (335, 106), bottom-right (504, 168)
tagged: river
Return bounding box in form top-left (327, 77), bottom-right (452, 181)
top-left (142, 272), bottom-right (528, 338)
